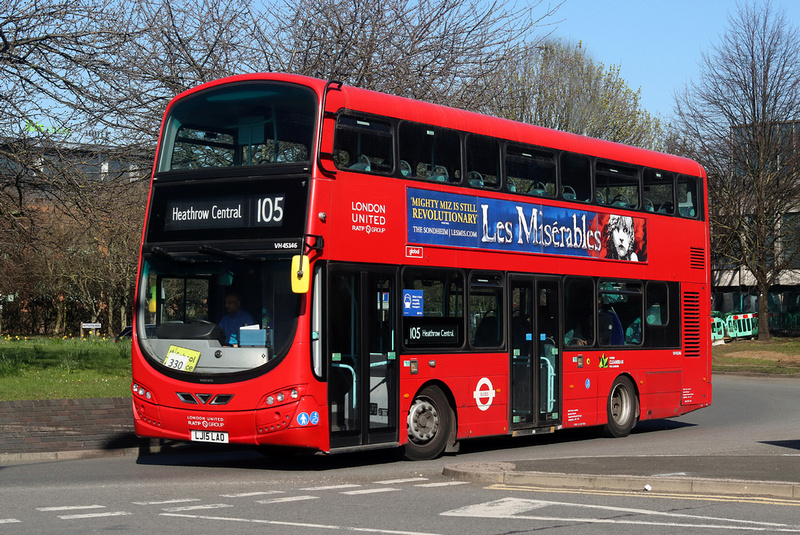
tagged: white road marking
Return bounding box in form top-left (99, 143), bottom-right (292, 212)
top-left (58, 512), bottom-right (132, 520)
top-left (162, 503), bottom-right (233, 512)
top-left (341, 488), bottom-right (401, 495)
top-left (36, 505), bottom-right (105, 512)
top-left (414, 482), bottom-right (470, 488)
top-left (300, 484), bottom-right (362, 491)
top-left (0, 519), bottom-right (21, 524)
top-left (220, 491), bottom-right (284, 498)
top-left (132, 499), bottom-right (201, 505)
top-left (161, 512), bottom-right (441, 535)
top-left (441, 497), bottom-right (800, 532)
top-left (374, 478), bottom-right (428, 485)
top-left (256, 495), bottom-right (320, 504)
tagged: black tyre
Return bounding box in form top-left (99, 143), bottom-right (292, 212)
top-left (404, 386), bottom-right (452, 460)
top-left (603, 376), bottom-right (638, 438)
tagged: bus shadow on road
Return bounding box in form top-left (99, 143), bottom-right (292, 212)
top-left (135, 440), bottom-right (404, 471)
top-left (133, 419), bottom-right (697, 471)
top-left (760, 439), bottom-right (800, 451)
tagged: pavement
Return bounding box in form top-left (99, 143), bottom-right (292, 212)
top-left (443, 455), bottom-right (800, 500)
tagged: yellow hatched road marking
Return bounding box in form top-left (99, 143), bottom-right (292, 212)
top-left (487, 483), bottom-right (800, 507)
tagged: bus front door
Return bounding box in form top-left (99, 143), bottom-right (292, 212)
top-left (509, 276), bottom-right (562, 431)
top-left (328, 266), bottom-right (399, 450)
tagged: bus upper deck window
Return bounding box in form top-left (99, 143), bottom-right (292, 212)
top-left (333, 115), bottom-right (394, 175)
top-left (560, 153), bottom-right (591, 203)
top-left (677, 175), bottom-right (702, 219)
top-left (643, 168), bottom-right (675, 214)
top-left (595, 161), bottom-right (640, 210)
top-left (505, 145), bottom-right (556, 197)
top-left (466, 135), bottom-right (500, 190)
top-left (399, 122), bottom-right (461, 183)
top-left (156, 82), bottom-right (315, 173)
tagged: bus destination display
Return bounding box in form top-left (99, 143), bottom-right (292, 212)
top-left (165, 195), bottom-right (285, 231)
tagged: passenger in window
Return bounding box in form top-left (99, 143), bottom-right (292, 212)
top-left (219, 291), bottom-right (255, 346)
top-left (565, 312), bottom-right (592, 346)
top-left (605, 215), bottom-right (638, 261)
top-left (598, 298), bottom-right (624, 345)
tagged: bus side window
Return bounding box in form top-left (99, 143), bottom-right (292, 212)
top-left (466, 135), bottom-right (500, 190)
top-left (595, 161), bottom-right (640, 210)
top-left (469, 273), bottom-right (503, 348)
top-left (643, 168), bottom-right (675, 214)
top-left (504, 145), bottom-right (556, 197)
top-left (402, 268), bottom-right (464, 349)
top-left (677, 175), bottom-right (702, 219)
top-left (645, 281), bottom-right (680, 348)
top-left (564, 277), bottom-right (594, 347)
top-left (560, 153), bottom-right (592, 203)
top-left (332, 115), bottom-right (393, 175)
top-left (399, 122), bottom-right (461, 183)
top-left (645, 282), bottom-right (668, 326)
top-left (598, 281), bottom-right (643, 346)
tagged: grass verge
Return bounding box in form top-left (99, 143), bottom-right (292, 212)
top-left (712, 337), bottom-right (800, 376)
top-left (0, 335), bottom-right (798, 401)
top-left (0, 336), bottom-right (132, 401)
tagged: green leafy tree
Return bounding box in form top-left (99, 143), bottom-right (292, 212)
top-left (485, 40), bottom-right (664, 150)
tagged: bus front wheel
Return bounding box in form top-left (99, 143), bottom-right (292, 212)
top-left (603, 376), bottom-right (638, 438)
top-left (404, 386), bottom-right (451, 460)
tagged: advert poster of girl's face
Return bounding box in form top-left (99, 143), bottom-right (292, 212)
top-left (600, 214), bottom-right (647, 262)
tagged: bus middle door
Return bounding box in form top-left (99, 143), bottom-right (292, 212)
top-left (509, 275), bottom-right (562, 431)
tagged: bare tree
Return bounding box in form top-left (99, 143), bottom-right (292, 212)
top-left (485, 40), bottom-right (664, 149)
top-left (259, 0), bottom-right (560, 110)
top-left (674, 0), bottom-right (800, 340)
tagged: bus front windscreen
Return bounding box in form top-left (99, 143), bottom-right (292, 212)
top-left (137, 256), bottom-right (300, 378)
top-left (156, 81), bottom-right (316, 173)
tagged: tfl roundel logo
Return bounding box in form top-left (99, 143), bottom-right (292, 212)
top-left (473, 377), bottom-right (495, 411)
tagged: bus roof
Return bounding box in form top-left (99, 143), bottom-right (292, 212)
top-left (166, 72), bottom-right (705, 178)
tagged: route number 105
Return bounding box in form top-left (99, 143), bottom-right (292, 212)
top-left (256, 196), bottom-right (285, 225)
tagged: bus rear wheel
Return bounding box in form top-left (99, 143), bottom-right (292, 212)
top-left (404, 386), bottom-right (451, 461)
top-left (603, 376), bottom-right (638, 438)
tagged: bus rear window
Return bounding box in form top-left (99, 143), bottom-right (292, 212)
top-left (157, 82), bottom-right (316, 173)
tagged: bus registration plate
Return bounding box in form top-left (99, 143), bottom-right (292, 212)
top-left (191, 430), bottom-right (229, 443)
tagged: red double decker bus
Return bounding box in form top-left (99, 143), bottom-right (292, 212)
top-left (132, 73), bottom-right (711, 460)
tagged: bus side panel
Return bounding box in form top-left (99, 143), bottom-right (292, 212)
top-left (561, 367), bottom-right (600, 428)
top-left (639, 370), bottom-right (682, 420)
top-left (398, 353), bottom-right (509, 442)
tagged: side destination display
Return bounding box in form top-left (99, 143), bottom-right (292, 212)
top-left (407, 187), bottom-right (647, 262)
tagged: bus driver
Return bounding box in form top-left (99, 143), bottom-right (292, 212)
top-left (219, 291), bottom-right (254, 346)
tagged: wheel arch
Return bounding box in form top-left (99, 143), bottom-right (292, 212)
top-left (410, 379), bottom-right (458, 448)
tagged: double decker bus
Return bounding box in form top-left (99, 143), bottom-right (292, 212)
top-left (132, 73), bottom-right (711, 460)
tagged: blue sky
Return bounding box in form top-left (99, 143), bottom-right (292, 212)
top-left (549, 0), bottom-right (800, 120)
